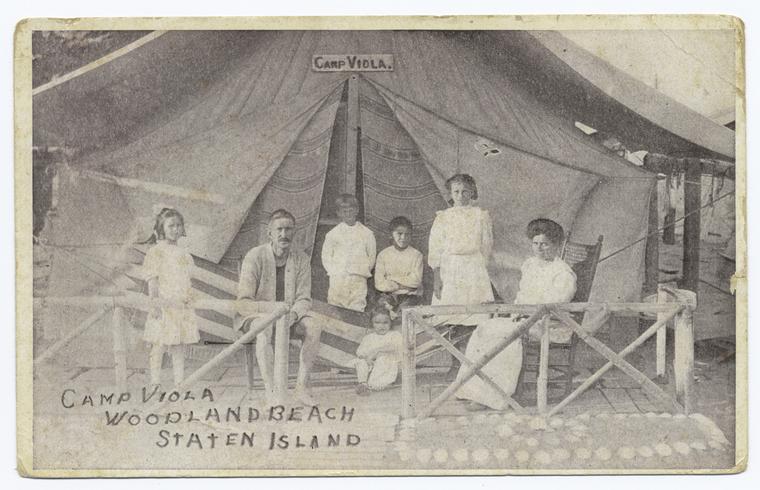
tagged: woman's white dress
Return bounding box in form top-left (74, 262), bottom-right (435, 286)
top-left (428, 205), bottom-right (494, 306)
top-left (455, 256), bottom-right (576, 409)
top-left (142, 241), bottom-right (200, 346)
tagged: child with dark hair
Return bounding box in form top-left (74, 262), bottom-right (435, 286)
top-left (350, 306), bottom-right (403, 395)
top-left (142, 206), bottom-right (199, 387)
top-left (374, 216), bottom-right (423, 316)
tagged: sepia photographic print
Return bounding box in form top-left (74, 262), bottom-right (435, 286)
top-left (15, 15), bottom-right (746, 476)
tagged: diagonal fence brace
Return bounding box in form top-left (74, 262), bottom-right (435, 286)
top-left (416, 307), bottom-right (546, 420)
top-left (548, 305), bottom-right (682, 416)
top-left (409, 311), bottom-right (524, 414)
top-left (549, 308), bottom-right (683, 413)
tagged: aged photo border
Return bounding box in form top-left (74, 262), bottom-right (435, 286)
top-left (14, 14), bottom-right (747, 477)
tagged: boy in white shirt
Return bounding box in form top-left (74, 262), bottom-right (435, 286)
top-left (321, 194), bottom-right (377, 311)
top-left (374, 216), bottom-right (424, 315)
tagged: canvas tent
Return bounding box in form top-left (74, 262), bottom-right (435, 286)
top-left (33, 30), bottom-right (731, 364)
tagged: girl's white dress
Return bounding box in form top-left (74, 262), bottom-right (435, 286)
top-left (428, 205), bottom-right (494, 306)
top-left (455, 256), bottom-right (576, 409)
top-left (142, 241), bottom-right (200, 346)
top-left (350, 330), bottom-right (403, 390)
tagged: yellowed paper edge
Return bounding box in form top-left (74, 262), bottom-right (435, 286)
top-left (15, 14), bottom-right (747, 477)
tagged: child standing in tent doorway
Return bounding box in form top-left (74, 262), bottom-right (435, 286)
top-left (350, 306), bottom-right (403, 395)
top-left (428, 173), bottom-right (494, 306)
top-left (321, 194), bottom-right (376, 311)
top-left (142, 206), bottom-right (199, 387)
top-left (374, 216), bottom-right (424, 318)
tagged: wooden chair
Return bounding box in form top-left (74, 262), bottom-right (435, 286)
top-left (516, 233), bottom-right (604, 402)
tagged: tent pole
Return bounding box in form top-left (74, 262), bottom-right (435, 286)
top-left (682, 161), bottom-right (702, 292)
top-left (344, 75), bottom-right (359, 196)
top-left (644, 182), bottom-right (660, 297)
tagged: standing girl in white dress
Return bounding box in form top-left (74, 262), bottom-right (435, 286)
top-left (456, 218), bottom-right (576, 410)
top-left (428, 174), bottom-right (494, 306)
top-left (142, 207), bottom-right (200, 387)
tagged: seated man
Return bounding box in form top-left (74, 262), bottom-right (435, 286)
top-left (237, 209), bottom-right (322, 406)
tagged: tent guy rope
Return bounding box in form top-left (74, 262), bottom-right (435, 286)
top-left (597, 190), bottom-right (735, 264)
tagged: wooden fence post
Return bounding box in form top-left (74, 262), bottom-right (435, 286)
top-left (244, 344), bottom-right (256, 391)
top-left (272, 316), bottom-right (290, 404)
top-left (674, 305), bottom-right (695, 414)
top-left (401, 309), bottom-right (417, 420)
top-left (656, 285), bottom-right (668, 381)
top-left (112, 306), bottom-right (128, 391)
top-left (537, 316), bottom-right (549, 414)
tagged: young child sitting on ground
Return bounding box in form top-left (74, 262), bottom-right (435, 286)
top-left (374, 216), bottom-right (423, 317)
top-left (321, 194), bottom-right (376, 312)
top-left (350, 306), bottom-right (403, 395)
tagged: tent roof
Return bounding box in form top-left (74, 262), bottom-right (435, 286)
top-left (558, 29), bottom-right (736, 128)
top-left (492, 31), bottom-right (735, 160)
top-left (33, 30), bottom-right (733, 162)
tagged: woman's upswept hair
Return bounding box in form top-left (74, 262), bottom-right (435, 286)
top-left (526, 218), bottom-right (565, 245)
top-left (445, 173), bottom-right (478, 204)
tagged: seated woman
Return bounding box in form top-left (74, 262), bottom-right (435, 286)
top-left (456, 218), bottom-right (577, 411)
top-left (518, 218), bottom-right (578, 343)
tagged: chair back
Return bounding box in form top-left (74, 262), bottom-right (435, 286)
top-left (560, 233), bottom-right (604, 303)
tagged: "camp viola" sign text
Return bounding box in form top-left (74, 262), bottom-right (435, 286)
top-left (312, 54), bottom-right (394, 72)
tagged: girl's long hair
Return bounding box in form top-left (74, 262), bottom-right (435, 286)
top-left (139, 207), bottom-right (186, 245)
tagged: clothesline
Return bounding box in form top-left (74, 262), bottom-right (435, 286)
top-left (597, 190), bottom-right (735, 265)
